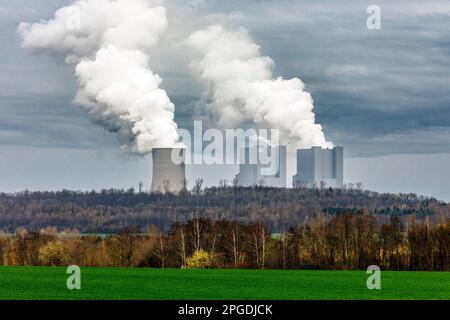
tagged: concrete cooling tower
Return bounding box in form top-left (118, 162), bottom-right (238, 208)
top-left (151, 148), bottom-right (186, 193)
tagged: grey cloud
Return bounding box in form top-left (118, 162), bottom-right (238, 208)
top-left (2, 0), bottom-right (449, 157)
top-left (0, 95), bottom-right (117, 149)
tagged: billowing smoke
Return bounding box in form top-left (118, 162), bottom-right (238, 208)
top-left (18, 0), bottom-right (180, 154)
top-left (188, 25), bottom-right (333, 149)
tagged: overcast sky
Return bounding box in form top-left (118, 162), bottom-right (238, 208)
top-left (0, 0), bottom-right (449, 200)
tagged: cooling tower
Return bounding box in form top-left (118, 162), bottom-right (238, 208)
top-left (151, 148), bottom-right (186, 193)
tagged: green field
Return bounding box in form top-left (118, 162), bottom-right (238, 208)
top-left (0, 267), bottom-right (449, 300)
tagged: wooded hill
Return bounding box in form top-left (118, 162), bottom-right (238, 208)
top-left (0, 185), bottom-right (447, 233)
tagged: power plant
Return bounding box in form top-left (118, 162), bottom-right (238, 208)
top-left (293, 146), bottom-right (343, 189)
top-left (235, 145), bottom-right (287, 188)
top-left (151, 148), bottom-right (186, 193)
top-left (150, 145), bottom-right (343, 191)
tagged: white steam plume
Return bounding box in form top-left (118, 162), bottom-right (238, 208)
top-left (18, 0), bottom-right (180, 154)
top-left (188, 25), bottom-right (333, 149)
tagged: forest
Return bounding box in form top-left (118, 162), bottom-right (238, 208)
top-left (0, 184), bottom-right (447, 233)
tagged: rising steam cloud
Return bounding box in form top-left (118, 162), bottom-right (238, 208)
top-left (18, 0), bottom-right (180, 154)
top-left (188, 25), bottom-right (333, 149)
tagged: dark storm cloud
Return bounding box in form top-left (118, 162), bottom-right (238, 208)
top-left (212, 0), bottom-right (450, 155)
top-left (1, 0), bottom-right (450, 156)
top-left (0, 95), bottom-right (117, 149)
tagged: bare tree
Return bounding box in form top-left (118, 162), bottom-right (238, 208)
top-left (252, 227), bottom-right (260, 268)
top-left (193, 179), bottom-right (204, 197)
top-left (228, 222), bottom-right (243, 268)
top-left (219, 179), bottom-right (229, 189)
top-left (177, 226), bottom-right (187, 268)
top-left (209, 229), bottom-right (217, 266)
top-left (150, 227), bottom-right (167, 268)
top-left (250, 222), bottom-right (267, 269)
top-left (281, 225), bottom-right (287, 269)
top-left (260, 223), bottom-right (267, 269)
top-left (192, 218), bottom-right (201, 252)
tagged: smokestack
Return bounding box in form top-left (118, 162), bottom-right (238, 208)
top-left (151, 148), bottom-right (186, 193)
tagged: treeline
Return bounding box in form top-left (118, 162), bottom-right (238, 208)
top-left (0, 186), bottom-right (447, 233)
top-left (0, 213), bottom-right (448, 271)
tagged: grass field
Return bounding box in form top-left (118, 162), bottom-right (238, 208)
top-left (0, 267), bottom-right (449, 300)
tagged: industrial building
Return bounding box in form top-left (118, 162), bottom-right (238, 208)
top-left (235, 145), bottom-right (287, 188)
top-left (150, 145), bottom-right (343, 192)
top-left (151, 148), bottom-right (186, 193)
top-left (293, 146), bottom-right (343, 189)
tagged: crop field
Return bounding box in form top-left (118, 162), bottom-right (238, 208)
top-left (0, 267), bottom-right (449, 300)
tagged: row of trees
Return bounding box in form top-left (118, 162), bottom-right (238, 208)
top-left (1, 212), bottom-right (448, 271)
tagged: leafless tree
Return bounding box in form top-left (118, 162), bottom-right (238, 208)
top-left (193, 179), bottom-right (204, 197)
top-left (219, 179), bottom-right (229, 189)
top-left (176, 226), bottom-right (187, 268)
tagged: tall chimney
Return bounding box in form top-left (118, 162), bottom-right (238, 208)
top-left (151, 148), bottom-right (186, 193)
